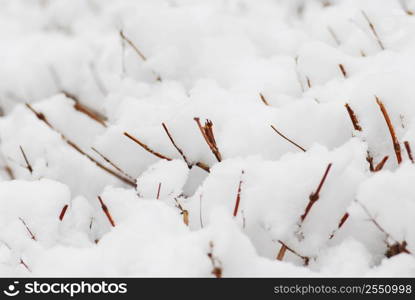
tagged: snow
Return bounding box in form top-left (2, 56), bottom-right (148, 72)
top-left (0, 0), bottom-right (415, 277)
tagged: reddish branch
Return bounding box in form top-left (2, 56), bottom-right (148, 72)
top-left (19, 145), bottom-right (33, 174)
top-left (233, 170), bottom-right (245, 217)
top-left (375, 97), bottom-right (402, 164)
top-left (344, 103), bottom-right (362, 131)
top-left (59, 204), bottom-right (69, 221)
top-left (270, 125), bottom-right (306, 152)
top-left (361, 10), bottom-right (385, 50)
top-left (329, 212), bottom-right (349, 239)
top-left (374, 156), bottom-right (389, 172)
top-left (156, 183), bottom-right (162, 200)
top-left (161, 122), bottom-right (210, 172)
top-left (98, 196), bottom-right (116, 227)
top-left (277, 240), bottom-right (310, 266)
top-left (124, 131), bottom-right (172, 161)
top-left (25, 103), bottom-right (135, 187)
top-left (259, 93), bottom-right (270, 106)
top-left (300, 163), bottom-right (333, 222)
top-left (19, 217), bottom-right (37, 241)
top-left (338, 64), bottom-right (347, 78)
top-left (194, 118), bottom-right (222, 162)
top-left (404, 141), bottom-right (414, 163)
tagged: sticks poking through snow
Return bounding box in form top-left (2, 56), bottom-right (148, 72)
top-left (207, 241), bottom-right (222, 278)
top-left (19, 217), bottom-right (37, 241)
top-left (344, 103), bottom-right (362, 131)
top-left (301, 163), bottom-right (333, 222)
top-left (270, 125), bottom-right (306, 152)
top-left (374, 156), bottom-right (389, 172)
top-left (361, 10), bottom-right (385, 50)
top-left (156, 182), bottom-right (162, 200)
top-left (355, 200), bottom-right (411, 257)
top-left (375, 96), bottom-right (402, 164)
top-left (4, 165), bottom-right (15, 180)
top-left (404, 141), bottom-right (414, 163)
top-left (329, 212), bottom-right (349, 239)
top-left (259, 93), bottom-right (270, 106)
top-left (62, 91), bottom-right (107, 127)
top-left (233, 170), bottom-right (245, 217)
top-left (19, 146), bottom-right (32, 174)
top-left (162, 122), bottom-right (191, 167)
top-left (174, 198), bottom-right (189, 226)
top-left (59, 204), bottom-right (69, 221)
top-left (124, 131), bottom-right (171, 161)
top-left (276, 240), bottom-right (310, 266)
top-left (338, 64), bottom-right (347, 78)
top-left (98, 196), bottom-right (116, 227)
top-left (25, 103), bottom-right (136, 187)
top-left (91, 147), bottom-right (134, 181)
top-left (119, 30), bottom-right (162, 81)
top-left (194, 118), bottom-right (222, 162)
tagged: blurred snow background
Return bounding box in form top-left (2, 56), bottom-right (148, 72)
top-left (0, 0), bottom-right (415, 277)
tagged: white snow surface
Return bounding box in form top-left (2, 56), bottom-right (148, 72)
top-left (0, 0), bottom-right (415, 277)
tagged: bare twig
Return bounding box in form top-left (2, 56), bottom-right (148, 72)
top-left (19, 146), bottom-right (33, 174)
top-left (375, 97), bottom-right (402, 164)
top-left (4, 165), bottom-right (15, 180)
top-left (338, 64), bottom-right (347, 78)
top-left (270, 125), bottom-right (306, 152)
top-left (207, 241), bottom-right (222, 278)
top-left (194, 118), bottom-right (222, 162)
top-left (91, 147), bottom-right (134, 181)
top-left (259, 93), bottom-right (270, 106)
top-left (19, 217), bottom-right (37, 241)
top-left (327, 26), bottom-right (340, 46)
top-left (361, 10), bottom-right (385, 50)
top-left (233, 170), bottom-right (245, 217)
top-left (366, 151), bottom-right (375, 172)
top-left (300, 163), bottom-right (333, 222)
top-left (124, 131), bottom-right (172, 161)
top-left (98, 196), bottom-right (116, 227)
top-left (161, 122), bottom-right (192, 168)
top-left (119, 30), bottom-right (162, 81)
top-left (156, 182), bottom-right (162, 200)
top-left (59, 204), bottom-right (69, 221)
top-left (344, 103), bottom-right (362, 131)
top-left (306, 76), bottom-right (312, 88)
top-left (199, 194), bottom-right (204, 229)
top-left (404, 141), bottom-right (414, 163)
top-left (374, 156), bottom-right (389, 172)
top-left (277, 240), bottom-right (310, 266)
top-left (25, 103), bottom-right (136, 187)
top-left (174, 198), bottom-right (189, 226)
top-left (329, 212), bottom-right (349, 239)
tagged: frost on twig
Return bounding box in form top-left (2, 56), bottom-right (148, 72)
top-left (25, 103), bottom-right (136, 187)
top-left (194, 118), bottom-right (222, 162)
top-left (270, 124), bottom-right (306, 152)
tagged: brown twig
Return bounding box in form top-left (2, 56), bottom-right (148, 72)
top-left (374, 156), bottom-right (389, 172)
top-left (91, 147), bottom-right (134, 181)
top-left (344, 103), bottom-right (362, 131)
top-left (366, 151), bottom-right (375, 172)
top-left (59, 204), bottom-right (69, 221)
top-left (62, 91), bottom-right (107, 127)
top-left (338, 64), bottom-right (347, 78)
top-left (119, 30), bottom-right (162, 81)
top-left (259, 93), bottom-right (270, 106)
top-left (375, 97), bottom-right (402, 164)
top-left (277, 240), bottom-right (310, 266)
top-left (98, 196), bottom-right (116, 227)
top-left (404, 141), bottom-right (414, 163)
top-left (300, 163), bottom-right (333, 222)
top-left (19, 217), bottom-right (37, 241)
top-left (19, 146), bottom-right (33, 174)
top-left (194, 118), bottom-right (222, 162)
top-left (361, 10), bottom-right (385, 50)
top-left (124, 131), bottom-right (172, 161)
top-left (25, 103), bottom-right (136, 187)
top-left (4, 165), bottom-right (15, 180)
top-left (276, 244), bottom-right (287, 261)
top-left (207, 241), bottom-right (222, 278)
top-left (306, 76), bottom-right (312, 88)
top-left (270, 125), bottom-right (306, 152)
top-left (233, 170), bottom-right (244, 217)
top-left (174, 198), bottom-right (189, 226)
top-left (156, 182), bottom-right (162, 200)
